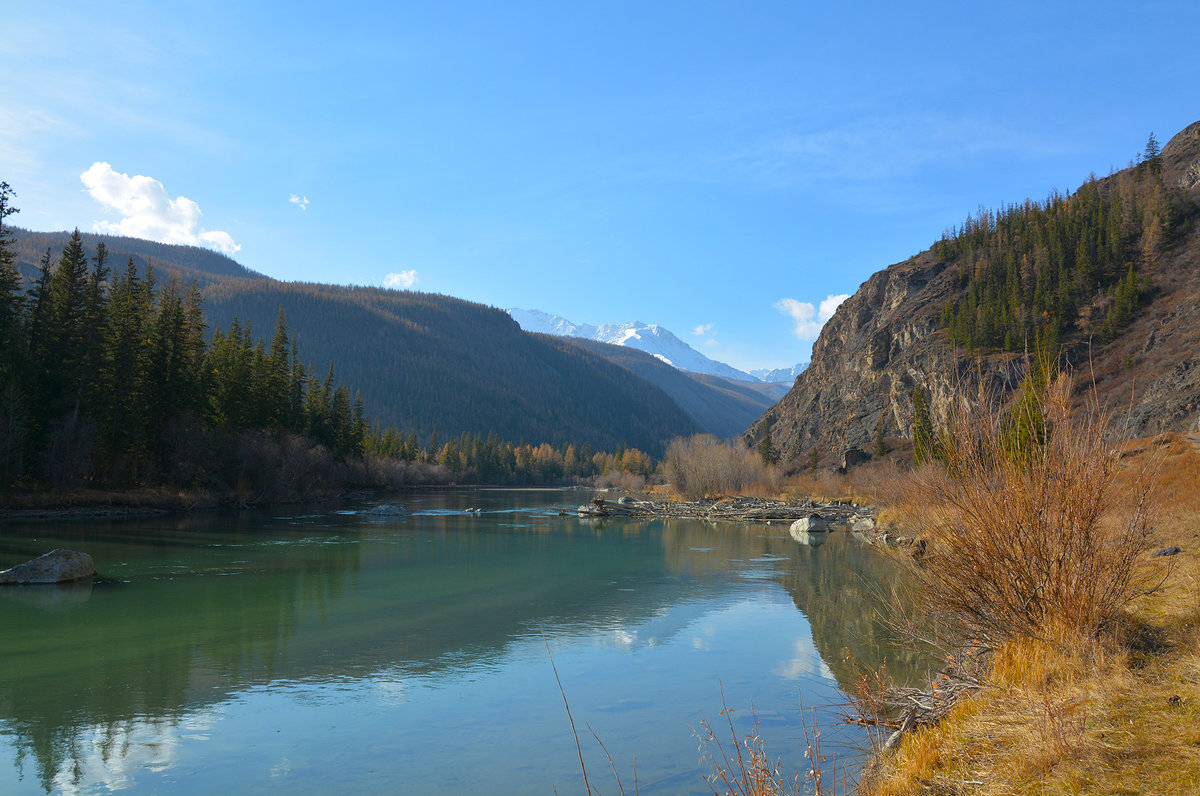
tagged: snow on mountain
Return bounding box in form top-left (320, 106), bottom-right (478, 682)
top-left (749, 362), bottom-right (808, 384)
top-left (508, 309), bottom-right (760, 382)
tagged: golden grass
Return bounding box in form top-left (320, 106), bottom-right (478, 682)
top-left (861, 433), bottom-right (1200, 795)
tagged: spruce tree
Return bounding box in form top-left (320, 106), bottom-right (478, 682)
top-left (0, 183), bottom-right (22, 389)
top-left (912, 384), bottom-right (935, 465)
top-left (757, 431), bottom-right (779, 467)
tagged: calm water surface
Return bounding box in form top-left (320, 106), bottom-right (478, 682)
top-left (0, 489), bottom-right (929, 795)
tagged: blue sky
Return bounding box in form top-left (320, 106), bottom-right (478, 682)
top-left (4, 1), bottom-right (1197, 371)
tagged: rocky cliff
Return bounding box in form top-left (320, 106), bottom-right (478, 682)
top-left (747, 121), bottom-right (1200, 463)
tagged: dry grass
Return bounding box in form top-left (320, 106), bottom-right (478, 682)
top-left (861, 426), bottom-right (1200, 794)
top-left (778, 459), bottom-right (909, 507)
top-left (694, 693), bottom-right (843, 796)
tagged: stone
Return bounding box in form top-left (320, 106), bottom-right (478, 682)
top-left (850, 516), bottom-right (876, 532)
top-left (1151, 546), bottom-right (1183, 557)
top-left (790, 514), bottom-right (831, 533)
top-left (0, 549), bottom-right (96, 585)
top-left (790, 514), bottom-right (831, 546)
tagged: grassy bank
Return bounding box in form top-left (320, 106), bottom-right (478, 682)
top-left (859, 429), bottom-right (1200, 795)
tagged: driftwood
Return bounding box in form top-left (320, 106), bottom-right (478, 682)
top-left (561, 495), bottom-right (873, 525)
top-left (848, 649), bottom-right (985, 752)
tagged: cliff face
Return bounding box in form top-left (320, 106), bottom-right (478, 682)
top-left (748, 121), bottom-right (1200, 462)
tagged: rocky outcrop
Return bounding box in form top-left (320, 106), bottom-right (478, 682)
top-left (747, 121), bottom-right (1200, 459)
top-left (0, 549), bottom-right (96, 584)
top-left (745, 248), bottom-right (1023, 460)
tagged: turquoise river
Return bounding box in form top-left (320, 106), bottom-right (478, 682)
top-left (0, 489), bottom-right (930, 795)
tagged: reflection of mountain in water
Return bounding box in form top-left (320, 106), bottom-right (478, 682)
top-left (0, 496), bottom-right (924, 792)
top-left (659, 520), bottom-right (935, 689)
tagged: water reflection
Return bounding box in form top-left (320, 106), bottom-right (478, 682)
top-left (0, 490), bottom-right (928, 794)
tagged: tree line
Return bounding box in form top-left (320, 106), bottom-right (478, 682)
top-left (0, 183), bottom-right (649, 498)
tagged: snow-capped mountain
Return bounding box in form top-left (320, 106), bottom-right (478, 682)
top-left (508, 309), bottom-right (760, 383)
top-left (749, 362), bottom-right (808, 384)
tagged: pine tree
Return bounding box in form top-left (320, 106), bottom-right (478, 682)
top-left (0, 183), bottom-right (24, 485)
top-left (44, 230), bottom-right (91, 421)
top-left (912, 384), bottom-right (935, 465)
top-left (266, 306), bottom-right (291, 429)
top-left (0, 182), bottom-right (22, 390)
top-left (97, 257), bottom-right (154, 478)
top-left (757, 431), bottom-right (779, 467)
top-left (1142, 132), bottom-right (1162, 173)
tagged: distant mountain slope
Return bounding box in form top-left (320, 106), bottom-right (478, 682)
top-left (558, 338), bottom-right (779, 439)
top-left (198, 280), bottom-right (701, 453)
top-left (745, 121), bottom-right (1200, 462)
top-left (750, 363), bottom-right (808, 385)
top-left (508, 308), bottom-right (760, 382)
top-left (10, 228), bottom-right (263, 287)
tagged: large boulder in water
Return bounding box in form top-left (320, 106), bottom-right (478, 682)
top-left (789, 514), bottom-right (831, 534)
top-left (0, 549), bottom-right (96, 584)
top-left (790, 514), bottom-right (832, 546)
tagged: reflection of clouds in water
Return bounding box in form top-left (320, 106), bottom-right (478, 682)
top-left (772, 636), bottom-right (835, 682)
top-left (598, 626), bottom-right (639, 650)
top-left (373, 676), bottom-right (408, 706)
top-left (270, 756), bottom-right (292, 778)
top-left (48, 704), bottom-right (226, 795)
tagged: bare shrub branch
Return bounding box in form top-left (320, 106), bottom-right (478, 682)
top-left (910, 370), bottom-right (1158, 642)
top-left (663, 435), bottom-right (778, 499)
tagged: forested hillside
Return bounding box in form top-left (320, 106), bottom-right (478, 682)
top-left (8, 230), bottom-right (702, 458)
top-left (11, 228), bottom-right (262, 286)
top-left (745, 122), bottom-right (1200, 464)
top-left (936, 134), bottom-right (1177, 352)
top-left (200, 280), bottom-right (700, 452)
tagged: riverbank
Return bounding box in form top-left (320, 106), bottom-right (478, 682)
top-left (856, 431), bottom-right (1200, 795)
top-left (0, 488), bottom-right (227, 521)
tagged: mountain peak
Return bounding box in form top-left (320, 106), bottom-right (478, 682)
top-left (507, 309), bottom-right (760, 382)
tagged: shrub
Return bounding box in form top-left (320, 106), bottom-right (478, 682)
top-left (910, 372), bottom-right (1158, 642)
top-left (662, 434), bottom-right (775, 499)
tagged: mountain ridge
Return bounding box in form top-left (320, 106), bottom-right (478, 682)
top-left (745, 121), bottom-right (1200, 463)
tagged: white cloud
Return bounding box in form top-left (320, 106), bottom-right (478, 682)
top-left (704, 338), bottom-right (718, 348)
top-left (383, 270), bottom-right (418, 289)
top-left (289, 194), bottom-right (309, 210)
top-left (774, 293), bottom-right (850, 340)
top-left (693, 322), bottom-right (715, 336)
top-left (80, 162), bottom-right (240, 254)
top-left (818, 293), bottom-right (850, 322)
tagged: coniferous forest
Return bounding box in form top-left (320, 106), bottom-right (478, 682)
top-left (0, 183), bottom-right (655, 501)
top-left (936, 137), bottom-right (1180, 353)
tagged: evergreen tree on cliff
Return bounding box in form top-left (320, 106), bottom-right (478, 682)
top-left (912, 384), bottom-right (935, 465)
